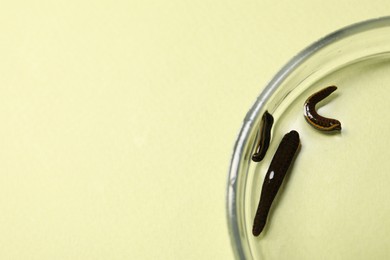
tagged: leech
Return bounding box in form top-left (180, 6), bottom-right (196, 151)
top-left (252, 130), bottom-right (300, 237)
top-left (252, 111), bottom-right (274, 162)
top-left (304, 86), bottom-right (342, 131)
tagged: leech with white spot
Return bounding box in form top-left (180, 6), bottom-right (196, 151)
top-left (252, 130), bottom-right (301, 237)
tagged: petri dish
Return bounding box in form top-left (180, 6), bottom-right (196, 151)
top-left (226, 16), bottom-right (390, 260)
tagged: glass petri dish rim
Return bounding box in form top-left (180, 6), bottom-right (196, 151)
top-left (226, 16), bottom-right (390, 259)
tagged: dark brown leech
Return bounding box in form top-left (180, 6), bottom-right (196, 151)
top-left (252, 111), bottom-right (274, 162)
top-left (252, 130), bottom-right (300, 237)
top-left (304, 86), bottom-right (342, 131)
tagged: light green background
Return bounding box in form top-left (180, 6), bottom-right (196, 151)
top-left (0, 1), bottom-right (389, 259)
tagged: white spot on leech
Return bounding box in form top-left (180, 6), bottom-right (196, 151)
top-left (269, 171), bottom-right (274, 180)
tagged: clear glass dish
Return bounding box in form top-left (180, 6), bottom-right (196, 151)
top-left (226, 16), bottom-right (390, 259)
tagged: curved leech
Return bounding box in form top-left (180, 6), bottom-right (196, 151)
top-left (304, 86), bottom-right (342, 131)
top-left (252, 111), bottom-right (274, 162)
top-left (252, 130), bottom-right (300, 237)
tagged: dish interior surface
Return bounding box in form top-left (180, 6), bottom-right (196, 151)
top-left (246, 56), bottom-right (390, 259)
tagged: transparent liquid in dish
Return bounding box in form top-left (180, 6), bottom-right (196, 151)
top-left (246, 57), bottom-right (390, 259)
